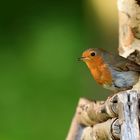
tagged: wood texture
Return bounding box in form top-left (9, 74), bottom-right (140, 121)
top-left (66, 96), bottom-right (119, 140)
top-left (118, 0), bottom-right (140, 58)
top-left (118, 90), bottom-right (140, 140)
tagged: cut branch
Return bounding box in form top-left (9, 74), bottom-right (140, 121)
top-left (66, 97), bottom-right (118, 140)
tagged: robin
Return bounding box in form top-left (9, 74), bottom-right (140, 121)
top-left (79, 48), bottom-right (140, 93)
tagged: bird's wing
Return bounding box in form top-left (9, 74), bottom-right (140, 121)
top-left (110, 55), bottom-right (140, 72)
top-left (113, 56), bottom-right (140, 72)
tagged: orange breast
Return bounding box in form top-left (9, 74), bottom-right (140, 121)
top-left (90, 64), bottom-right (112, 85)
top-left (86, 56), bottom-right (112, 85)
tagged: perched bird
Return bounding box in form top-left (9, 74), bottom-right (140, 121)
top-left (79, 48), bottom-right (140, 93)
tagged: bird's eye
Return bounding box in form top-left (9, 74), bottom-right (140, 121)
top-left (90, 52), bottom-right (96, 56)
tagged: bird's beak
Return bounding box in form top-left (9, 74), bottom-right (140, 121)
top-left (77, 56), bottom-right (86, 61)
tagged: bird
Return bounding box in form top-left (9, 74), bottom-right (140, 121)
top-left (79, 48), bottom-right (140, 93)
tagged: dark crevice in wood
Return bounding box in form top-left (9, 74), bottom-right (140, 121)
top-left (136, 0), bottom-right (140, 6)
top-left (131, 27), bottom-right (140, 39)
top-left (127, 94), bottom-right (131, 112)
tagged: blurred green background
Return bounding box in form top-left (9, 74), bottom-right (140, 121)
top-left (0, 0), bottom-right (118, 139)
